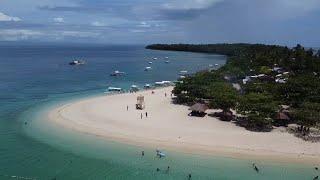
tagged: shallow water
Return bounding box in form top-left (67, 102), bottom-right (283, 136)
top-left (0, 44), bottom-right (318, 179)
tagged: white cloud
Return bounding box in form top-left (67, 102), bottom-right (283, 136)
top-left (0, 12), bottom-right (21, 22)
top-left (61, 31), bottom-right (100, 38)
top-left (91, 21), bottom-right (105, 27)
top-left (53, 17), bottom-right (64, 23)
top-left (279, 0), bottom-right (320, 12)
top-left (0, 29), bottom-right (42, 41)
top-left (137, 21), bottom-right (151, 28)
top-left (130, 29), bottom-right (146, 33)
top-left (162, 0), bottom-right (223, 10)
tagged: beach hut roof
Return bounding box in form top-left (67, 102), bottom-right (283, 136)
top-left (275, 112), bottom-right (290, 121)
top-left (189, 103), bottom-right (209, 113)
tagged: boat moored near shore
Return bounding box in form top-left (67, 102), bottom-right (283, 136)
top-left (107, 87), bottom-right (122, 92)
top-left (69, 60), bottom-right (85, 65)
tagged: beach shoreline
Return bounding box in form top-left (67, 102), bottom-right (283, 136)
top-left (45, 87), bottom-right (320, 165)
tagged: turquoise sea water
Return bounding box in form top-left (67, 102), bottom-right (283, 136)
top-left (0, 44), bottom-right (318, 179)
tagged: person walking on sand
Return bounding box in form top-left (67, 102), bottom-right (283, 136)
top-left (145, 112), bottom-right (148, 118)
top-left (165, 93), bottom-right (167, 97)
top-left (141, 113), bottom-right (143, 119)
top-left (127, 105), bottom-right (129, 111)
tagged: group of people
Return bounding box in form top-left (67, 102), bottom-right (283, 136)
top-left (140, 112), bottom-right (148, 119)
top-left (140, 150), bottom-right (192, 178)
top-left (126, 105), bottom-right (148, 119)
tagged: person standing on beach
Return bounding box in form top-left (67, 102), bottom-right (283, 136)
top-left (127, 105), bottom-right (128, 111)
top-left (165, 93), bottom-right (167, 97)
top-left (141, 113), bottom-right (143, 119)
top-left (145, 112), bottom-right (148, 118)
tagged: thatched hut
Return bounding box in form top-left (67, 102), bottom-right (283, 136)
top-left (136, 95), bottom-right (145, 110)
top-left (274, 112), bottom-right (290, 126)
top-left (189, 103), bottom-right (209, 117)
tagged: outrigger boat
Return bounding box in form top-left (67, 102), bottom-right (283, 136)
top-left (130, 85), bottom-right (139, 92)
top-left (145, 67), bottom-right (152, 71)
top-left (179, 70), bottom-right (188, 75)
top-left (69, 60), bottom-right (85, 65)
top-left (108, 87), bottom-right (122, 92)
top-left (156, 149), bottom-right (166, 158)
top-left (110, 70), bottom-right (125, 76)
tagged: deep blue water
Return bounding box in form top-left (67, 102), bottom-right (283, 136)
top-left (0, 44), bottom-right (317, 180)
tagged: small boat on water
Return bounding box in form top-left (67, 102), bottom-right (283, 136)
top-left (180, 75), bottom-right (186, 79)
top-left (110, 70), bottom-right (125, 76)
top-left (145, 67), bottom-right (152, 71)
top-left (165, 57), bottom-right (169, 59)
top-left (144, 84), bottom-right (151, 89)
top-left (148, 61), bottom-right (153, 64)
top-left (69, 60), bottom-right (85, 65)
top-left (209, 64), bottom-right (213, 67)
top-left (108, 87), bottom-right (122, 92)
top-left (156, 149), bottom-right (166, 158)
top-left (179, 70), bottom-right (188, 75)
top-left (153, 57), bottom-right (158, 60)
top-left (215, 63), bottom-right (219, 66)
top-left (130, 85), bottom-right (139, 92)
top-left (155, 81), bottom-right (172, 86)
top-left (165, 60), bottom-right (170, 63)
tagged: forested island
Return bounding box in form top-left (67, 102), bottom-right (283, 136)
top-left (146, 44), bottom-right (320, 141)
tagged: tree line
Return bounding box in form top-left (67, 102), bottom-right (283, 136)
top-left (147, 43), bottom-right (320, 133)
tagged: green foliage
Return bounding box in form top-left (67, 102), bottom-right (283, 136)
top-left (245, 114), bottom-right (273, 132)
top-left (208, 82), bottom-right (238, 112)
top-left (259, 66), bottom-right (272, 74)
top-left (150, 43), bottom-right (320, 131)
top-left (173, 71), bottom-right (223, 104)
top-left (238, 93), bottom-right (278, 118)
top-left (293, 102), bottom-right (320, 127)
top-left (278, 74), bottom-right (320, 106)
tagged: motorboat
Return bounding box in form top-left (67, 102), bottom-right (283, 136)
top-left (165, 60), bottom-right (170, 63)
top-left (156, 149), bottom-right (166, 158)
top-left (69, 60), bottom-right (85, 65)
top-left (130, 85), bottom-right (139, 92)
top-left (148, 61), bottom-right (153, 64)
top-left (108, 87), bottom-right (122, 92)
top-left (144, 84), bottom-right (151, 89)
top-left (110, 70), bottom-right (125, 76)
top-left (179, 70), bottom-right (188, 75)
top-left (155, 81), bottom-right (172, 86)
top-left (145, 67), bottom-right (152, 71)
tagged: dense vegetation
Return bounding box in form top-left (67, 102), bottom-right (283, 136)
top-left (147, 44), bottom-right (320, 134)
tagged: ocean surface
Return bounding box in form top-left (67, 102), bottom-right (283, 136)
top-left (0, 44), bottom-right (317, 180)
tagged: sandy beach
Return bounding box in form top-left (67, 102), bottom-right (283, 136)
top-left (47, 87), bottom-right (320, 164)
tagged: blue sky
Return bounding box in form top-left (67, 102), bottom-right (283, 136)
top-left (0, 0), bottom-right (320, 46)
